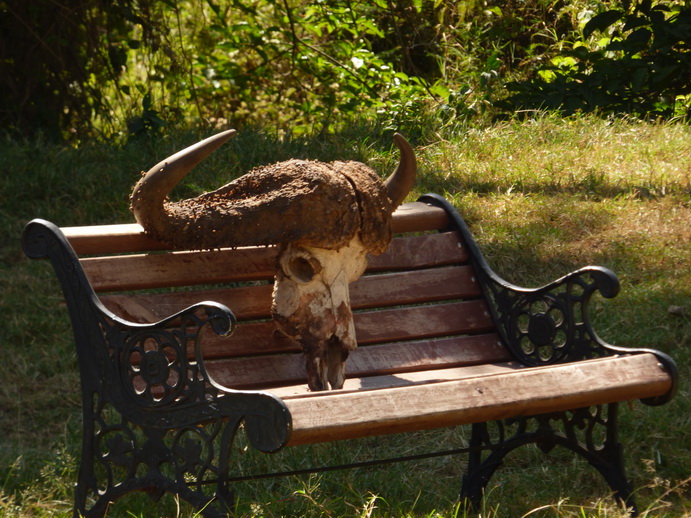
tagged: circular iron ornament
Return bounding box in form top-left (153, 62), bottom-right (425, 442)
top-left (509, 295), bottom-right (571, 365)
top-left (527, 313), bottom-right (557, 346)
top-left (140, 350), bottom-right (171, 385)
top-left (123, 330), bottom-right (187, 404)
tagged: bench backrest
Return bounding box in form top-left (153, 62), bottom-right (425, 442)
top-left (60, 201), bottom-right (511, 392)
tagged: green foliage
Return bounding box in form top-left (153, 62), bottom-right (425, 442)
top-left (0, 0), bottom-right (169, 140)
top-left (181, 0), bottom-right (438, 136)
top-left (1, 1), bottom-right (688, 142)
top-left (502, 0), bottom-right (691, 119)
top-left (0, 1), bottom-right (593, 141)
top-left (0, 0), bottom-right (452, 141)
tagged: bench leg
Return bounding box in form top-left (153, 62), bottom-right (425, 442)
top-left (73, 415), bottom-right (238, 518)
top-left (460, 403), bottom-right (638, 516)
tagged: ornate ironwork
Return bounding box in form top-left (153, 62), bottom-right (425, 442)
top-left (22, 219), bottom-right (293, 518)
top-left (418, 194), bottom-right (678, 516)
top-left (419, 194), bottom-right (678, 401)
top-left (460, 404), bottom-right (637, 514)
top-left (484, 266), bottom-right (620, 365)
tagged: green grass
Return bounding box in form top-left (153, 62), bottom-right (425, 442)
top-left (1, 115), bottom-right (689, 517)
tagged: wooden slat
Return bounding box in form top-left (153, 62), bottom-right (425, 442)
top-left (102, 284), bottom-right (275, 322)
top-left (82, 247), bottom-right (278, 292)
top-left (195, 300), bottom-right (495, 359)
top-left (350, 266), bottom-right (481, 310)
top-left (389, 201), bottom-right (449, 234)
top-left (83, 231), bottom-right (467, 293)
top-left (203, 334), bottom-right (508, 389)
top-left (271, 361), bottom-right (517, 399)
top-left (100, 265), bottom-right (482, 322)
top-left (282, 353), bottom-right (673, 445)
top-left (366, 232), bottom-right (467, 271)
top-left (196, 320), bottom-right (299, 358)
top-left (62, 223), bottom-right (169, 255)
top-left (354, 300), bottom-right (494, 345)
top-left (63, 202), bottom-right (449, 255)
top-left (350, 334), bottom-right (508, 376)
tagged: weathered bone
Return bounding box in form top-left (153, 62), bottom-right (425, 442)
top-left (130, 130), bottom-right (416, 391)
top-left (272, 238), bottom-right (368, 390)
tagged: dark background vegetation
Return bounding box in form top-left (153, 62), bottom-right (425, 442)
top-left (1, 0), bottom-right (689, 143)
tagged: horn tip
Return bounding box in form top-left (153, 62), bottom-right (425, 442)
top-left (392, 133), bottom-right (413, 154)
top-left (211, 128), bottom-right (238, 146)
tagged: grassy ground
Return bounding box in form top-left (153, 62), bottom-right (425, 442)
top-left (0, 115), bottom-right (689, 516)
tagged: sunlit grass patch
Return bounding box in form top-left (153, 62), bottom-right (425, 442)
top-left (451, 194), bottom-right (690, 286)
top-left (416, 114), bottom-right (690, 198)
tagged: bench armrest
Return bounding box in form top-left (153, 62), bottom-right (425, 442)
top-left (485, 265), bottom-right (622, 364)
top-left (106, 301), bottom-right (292, 452)
top-left (22, 219), bottom-right (291, 452)
top-left (419, 195), bottom-right (678, 405)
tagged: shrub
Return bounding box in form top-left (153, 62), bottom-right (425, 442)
top-left (501, 0), bottom-right (691, 119)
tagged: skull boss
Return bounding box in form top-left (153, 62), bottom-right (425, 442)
top-left (130, 129), bottom-right (416, 392)
top-left (272, 239), bottom-right (368, 391)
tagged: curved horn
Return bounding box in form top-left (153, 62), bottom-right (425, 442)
top-left (130, 130), bottom-right (413, 252)
top-left (384, 133), bottom-right (417, 207)
top-left (130, 129), bottom-right (237, 228)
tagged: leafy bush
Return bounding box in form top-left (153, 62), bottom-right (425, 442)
top-left (502, 0), bottom-right (691, 119)
top-left (0, 0), bottom-right (170, 140)
top-left (1, 0), bottom-right (688, 142)
top-left (179, 1), bottom-right (438, 135)
top-left (0, 0), bottom-right (586, 140)
top-left (1, 0), bottom-right (451, 140)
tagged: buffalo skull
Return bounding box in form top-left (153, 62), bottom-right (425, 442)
top-left (130, 130), bottom-right (416, 390)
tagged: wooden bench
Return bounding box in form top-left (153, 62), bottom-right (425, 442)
top-left (22, 193), bottom-right (677, 517)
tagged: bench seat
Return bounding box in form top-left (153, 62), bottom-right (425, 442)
top-left (279, 354), bottom-right (671, 446)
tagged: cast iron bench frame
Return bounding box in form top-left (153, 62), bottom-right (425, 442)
top-left (22, 194), bottom-right (677, 517)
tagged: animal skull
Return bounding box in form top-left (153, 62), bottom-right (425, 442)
top-left (130, 130), bottom-right (416, 391)
top-left (272, 237), bottom-right (368, 391)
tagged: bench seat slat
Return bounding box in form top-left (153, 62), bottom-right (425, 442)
top-left (282, 353), bottom-right (673, 446)
top-left (100, 265), bottom-right (482, 322)
top-left (270, 361), bottom-right (518, 399)
top-left (195, 300), bottom-right (495, 358)
top-left (62, 223), bottom-right (169, 255)
top-left (203, 334), bottom-right (508, 389)
top-left (350, 266), bottom-right (481, 310)
top-left (366, 232), bottom-right (467, 272)
top-left (83, 232), bottom-right (467, 292)
top-left (102, 284), bottom-right (275, 322)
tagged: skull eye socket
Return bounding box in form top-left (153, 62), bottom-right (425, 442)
top-left (285, 255), bottom-right (322, 283)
